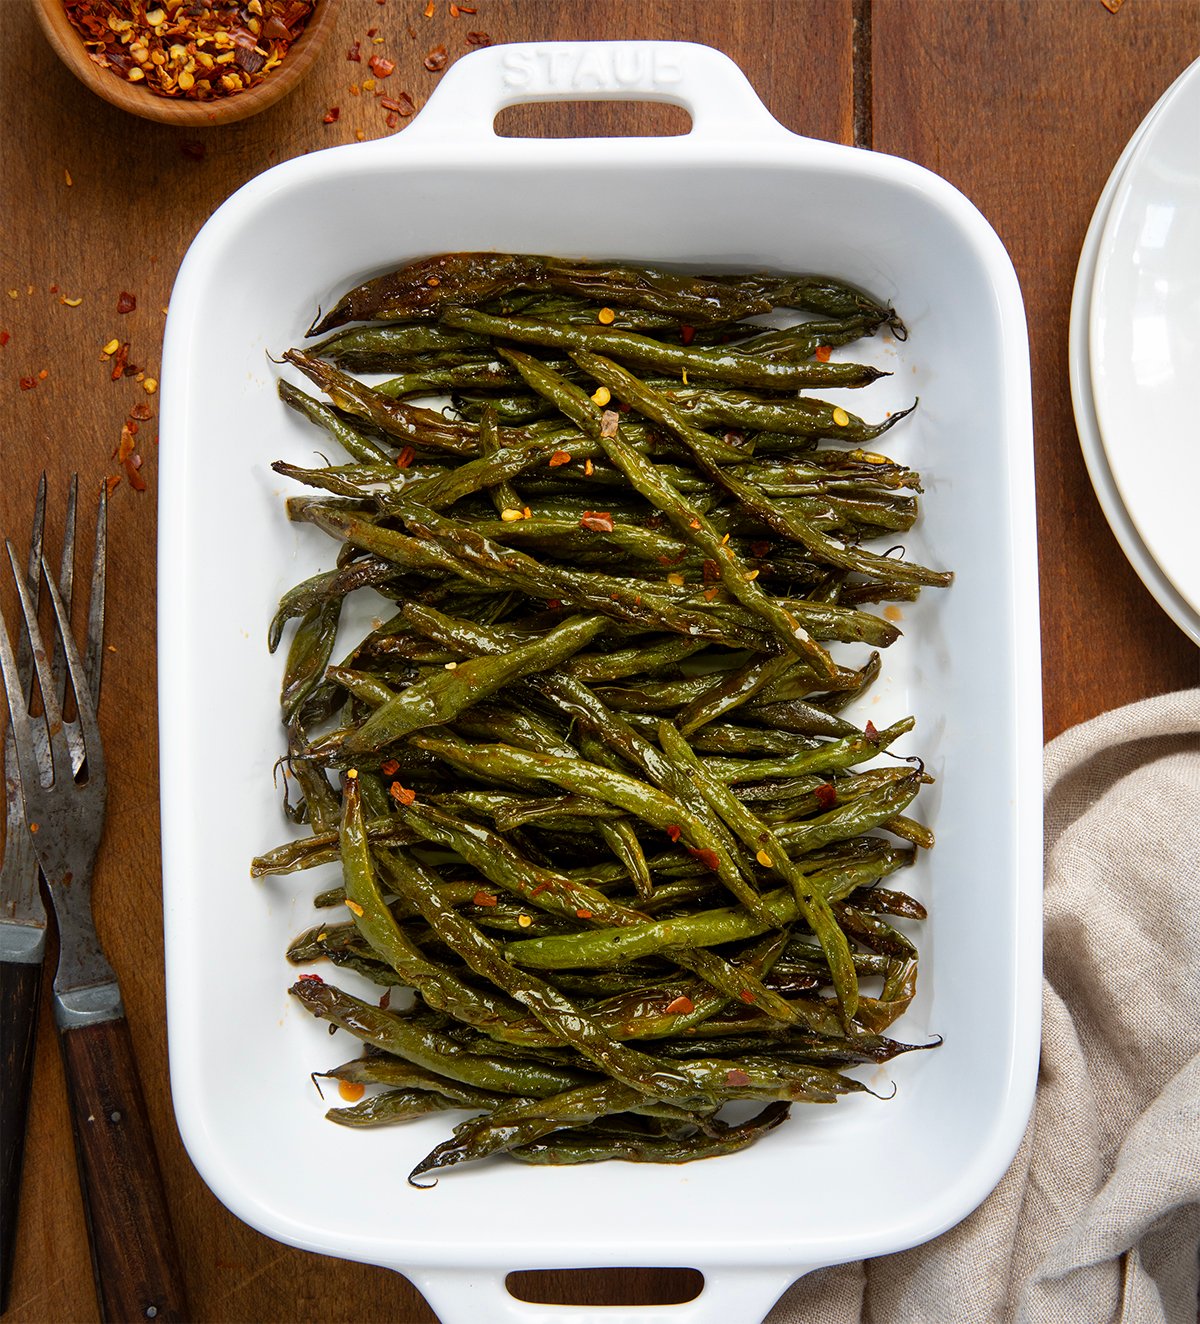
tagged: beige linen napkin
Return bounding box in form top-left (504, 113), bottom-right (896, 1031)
top-left (767, 688), bottom-right (1200, 1324)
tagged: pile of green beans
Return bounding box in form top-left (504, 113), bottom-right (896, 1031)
top-left (265, 253), bottom-right (947, 1182)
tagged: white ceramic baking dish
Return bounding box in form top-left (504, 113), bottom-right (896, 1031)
top-left (159, 41), bottom-right (1042, 1324)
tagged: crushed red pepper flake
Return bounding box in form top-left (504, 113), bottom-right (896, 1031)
top-left (382, 92), bottom-right (415, 115)
top-left (546, 599), bottom-right (561, 610)
top-left (864, 719), bottom-right (879, 740)
top-left (105, 475), bottom-right (122, 496)
top-left (472, 890), bottom-right (498, 907)
top-left (378, 988), bottom-right (391, 1009)
top-left (686, 846), bottom-right (720, 872)
top-left (449, 2), bottom-right (477, 13)
top-left (575, 909), bottom-right (593, 920)
top-left (37, 369), bottom-right (48, 381)
top-left (423, 0), bottom-right (434, 14)
top-left (347, 39), bottom-right (362, 61)
top-left (180, 140), bottom-right (207, 161)
top-left (465, 30), bottom-right (491, 45)
top-left (380, 758), bottom-right (401, 776)
top-left (19, 377), bottom-right (36, 391)
top-left (599, 409), bottom-right (620, 439)
top-left (0, 332), bottom-right (9, 347)
top-left (814, 344), bottom-right (832, 363)
top-left (130, 401), bottom-right (153, 421)
top-left (323, 106), bottom-right (340, 123)
top-left (384, 111), bottom-right (399, 129)
top-left (116, 291), bottom-right (137, 314)
top-left (124, 455), bottom-right (148, 492)
top-left (396, 444), bottom-right (417, 468)
top-left (664, 995), bottom-right (694, 1015)
top-left (679, 323), bottom-right (695, 346)
top-left (370, 53), bottom-right (397, 76)
top-left (701, 559), bottom-right (721, 582)
top-left (389, 781), bottom-right (417, 805)
top-left (579, 511), bottom-right (614, 533)
top-left (814, 782), bottom-right (838, 810)
top-left (110, 342), bottom-right (130, 381)
top-left (64, 0), bottom-right (317, 102)
top-left (423, 45), bottom-right (447, 71)
top-left (117, 423), bottom-right (137, 463)
top-left (665, 824), bottom-right (682, 843)
top-left (297, 972), bottom-right (325, 983)
top-left (725, 1068), bottom-right (752, 1085)
top-left (548, 450), bottom-right (572, 468)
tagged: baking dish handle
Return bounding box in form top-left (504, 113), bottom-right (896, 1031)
top-left (411, 1263), bottom-right (809, 1324)
top-left (398, 40), bottom-right (793, 147)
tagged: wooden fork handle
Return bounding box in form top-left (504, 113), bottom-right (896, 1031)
top-left (59, 1017), bottom-right (190, 1323)
top-left (1, 958), bottom-right (43, 1314)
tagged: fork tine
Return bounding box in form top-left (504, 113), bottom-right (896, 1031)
top-left (0, 603), bottom-right (43, 801)
top-left (4, 544), bottom-right (72, 787)
top-left (84, 481), bottom-right (107, 698)
top-left (38, 551), bottom-right (101, 775)
top-left (12, 474), bottom-right (47, 703)
top-left (48, 476), bottom-right (79, 716)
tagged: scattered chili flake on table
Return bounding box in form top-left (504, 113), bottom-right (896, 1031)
top-left (0, 332), bottom-right (9, 348)
top-left (369, 53), bottom-right (396, 77)
top-left (464, 30), bottom-right (491, 46)
top-left (19, 377), bottom-right (36, 391)
top-left (323, 105), bottom-right (340, 122)
top-left (423, 44), bottom-right (446, 71)
top-left (117, 291), bottom-right (137, 314)
top-left (422, 0), bottom-right (434, 15)
top-left (63, 0), bottom-right (317, 102)
top-left (381, 93), bottom-right (414, 116)
top-left (347, 38), bottom-right (362, 61)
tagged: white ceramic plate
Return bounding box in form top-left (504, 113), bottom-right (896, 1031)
top-left (159, 42), bottom-right (1041, 1324)
top-left (1070, 62), bottom-right (1200, 647)
top-left (1089, 57), bottom-right (1200, 625)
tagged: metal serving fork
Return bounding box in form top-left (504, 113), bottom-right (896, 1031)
top-left (0, 475), bottom-right (102, 1313)
top-left (0, 486), bottom-right (189, 1324)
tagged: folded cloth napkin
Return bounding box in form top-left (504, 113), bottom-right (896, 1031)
top-left (767, 688), bottom-right (1200, 1324)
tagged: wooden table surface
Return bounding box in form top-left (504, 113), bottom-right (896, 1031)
top-left (2, 1), bottom-right (1198, 1320)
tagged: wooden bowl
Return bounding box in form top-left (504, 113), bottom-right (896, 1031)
top-left (33, 0), bottom-right (344, 127)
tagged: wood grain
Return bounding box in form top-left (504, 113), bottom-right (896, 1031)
top-left (58, 1018), bottom-right (189, 1323)
top-left (0, 960), bottom-right (42, 1314)
top-left (2, 2), bottom-right (1197, 1321)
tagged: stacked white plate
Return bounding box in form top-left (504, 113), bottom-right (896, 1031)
top-left (1070, 56), bottom-right (1200, 646)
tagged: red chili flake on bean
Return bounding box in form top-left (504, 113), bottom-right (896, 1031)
top-left (664, 995), bottom-right (694, 1015)
top-left (117, 291), bottom-right (136, 314)
top-left (396, 444), bottom-right (417, 468)
top-left (665, 824), bottom-right (682, 842)
top-left (389, 781), bottom-right (416, 806)
top-left (548, 450), bottom-right (572, 468)
top-left (686, 847), bottom-right (720, 871)
top-left (814, 782), bottom-right (838, 810)
top-left (323, 106), bottom-right (340, 123)
top-left (864, 720), bottom-right (878, 740)
top-left (679, 323), bottom-right (695, 346)
top-left (749, 540), bottom-right (771, 558)
top-left (297, 973), bottom-right (325, 983)
top-left (814, 344), bottom-right (832, 363)
top-left (371, 54), bottom-right (397, 76)
top-left (701, 559), bottom-right (721, 582)
top-left (378, 989), bottom-right (391, 1009)
top-left (380, 759), bottom-right (400, 776)
top-left (580, 511), bottom-right (614, 533)
top-left (725, 1068), bottom-right (751, 1085)
top-left (473, 891), bottom-right (498, 907)
top-left (575, 909), bottom-right (593, 920)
